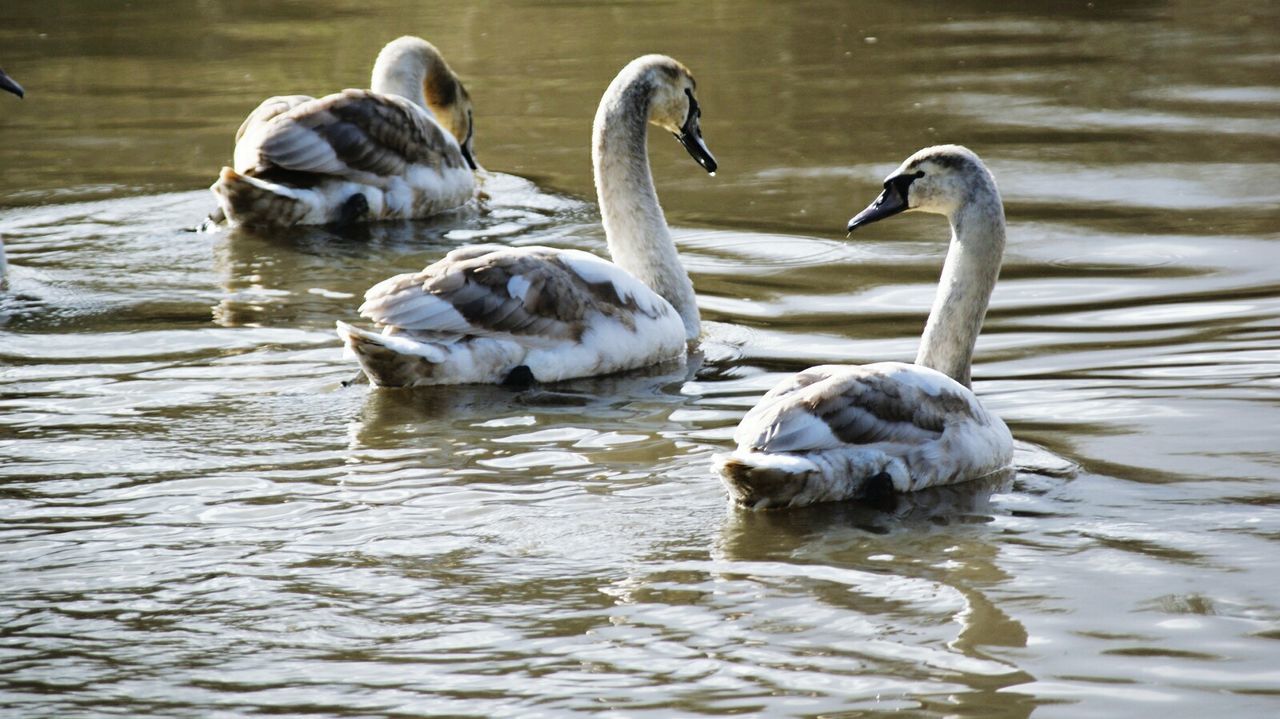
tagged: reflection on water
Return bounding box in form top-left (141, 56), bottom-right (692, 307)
top-left (2, 1), bottom-right (1280, 717)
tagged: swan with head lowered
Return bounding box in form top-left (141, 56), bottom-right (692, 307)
top-left (335, 54), bottom-right (716, 385)
top-left (211, 36), bottom-right (478, 227)
top-left (716, 145), bottom-right (1013, 509)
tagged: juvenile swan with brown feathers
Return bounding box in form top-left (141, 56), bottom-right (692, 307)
top-left (336, 55), bottom-right (716, 386)
top-left (716, 145), bottom-right (1014, 509)
top-left (211, 36), bottom-right (478, 227)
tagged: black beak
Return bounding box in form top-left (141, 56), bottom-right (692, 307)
top-left (675, 89), bottom-right (716, 174)
top-left (0, 69), bottom-right (24, 99)
top-left (459, 110), bottom-right (478, 171)
top-left (847, 179), bottom-right (910, 232)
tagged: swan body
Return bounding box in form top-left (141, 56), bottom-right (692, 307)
top-left (211, 36), bottom-right (478, 227)
top-left (717, 145), bottom-right (1014, 509)
top-left (337, 55), bottom-right (716, 386)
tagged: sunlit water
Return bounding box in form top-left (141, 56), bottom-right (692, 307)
top-left (2, 1), bottom-right (1279, 717)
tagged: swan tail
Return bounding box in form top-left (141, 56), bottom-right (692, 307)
top-left (335, 321), bottom-right (526, 387)
top-left (336, 321), bottom-right (450, 387)
top-left (211, 167), bottom-right (313, 227)
top-left (715, 449), bottom-right (901, 510)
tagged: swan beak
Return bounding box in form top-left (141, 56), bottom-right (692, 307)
top-left (676, 106), bottom-right (717, 174)
top-left (0, 69), bottom-right (24, 99)
top-left (847, 185), bottom-right (908, 232)
top-left (460, 110), bottom-right (478, 171)
top-left (676, 129), bottom-right (716, 174)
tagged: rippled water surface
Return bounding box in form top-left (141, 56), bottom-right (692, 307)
top-left (2, 1), bottom-right (1279, 717)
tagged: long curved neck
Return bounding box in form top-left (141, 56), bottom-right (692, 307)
top-left (370, 43), bottom-right (435, 109)
top-left (592, 76), bottom-right (700, 339)
top-left (915, 190), bottom-right (1005, 388)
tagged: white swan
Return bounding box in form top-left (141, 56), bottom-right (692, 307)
top-left (716, 145), bottom-right (1013, 509)
top-left (210, 36), bottom-right (478, 227)
top-left (335, 54), bottom-right (716, 386)
top-left (1, 67), bottom-right (22, 283)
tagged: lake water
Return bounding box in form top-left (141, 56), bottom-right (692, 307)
top-left (2, 1), bottom-right (1279, 717)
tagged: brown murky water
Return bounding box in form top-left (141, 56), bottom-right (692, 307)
top-left (2, 1), bottom-right (1279, 717)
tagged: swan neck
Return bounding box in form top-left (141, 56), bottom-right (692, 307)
top-left (915, 195), bottom-right (1006, 388)
top-left (370, 42), bottom-right (434, 109)
top-left (592, 75), bottom-right (699, 338)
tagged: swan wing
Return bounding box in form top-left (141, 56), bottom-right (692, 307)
top-left (734, 362), bottom-right (984, 453)
top-left (233, 95), bottom-right (314, 143)
top-left (234, 89), bottom-right (465, 181)
top-left (357, 246), bottom-right (676, 343)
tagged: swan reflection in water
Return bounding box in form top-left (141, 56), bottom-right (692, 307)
top-left (714, 465), bottom-right (1033, 683)
top-left (343, 353), bottom-right (704, 453)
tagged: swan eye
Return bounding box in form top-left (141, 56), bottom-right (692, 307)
top-left (683, 88), bottom-right (700, 123)
top-left (885, 170), bottom-right (925, 199)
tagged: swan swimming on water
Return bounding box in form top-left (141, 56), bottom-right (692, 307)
top-left (716, 145), bottom-right (1014, 509)
top-left (336, 54), bottom-right (716, 386)
top-left (211, 36), bottom-right (478, 227)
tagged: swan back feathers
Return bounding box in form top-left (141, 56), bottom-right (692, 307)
top-left (358, 246), bottom-right (679, 344)
top-left (734, 363), bottom-right (992, 455)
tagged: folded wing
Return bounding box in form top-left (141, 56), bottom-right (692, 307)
top-left (234, 89), bottom-right (466, 184)
top-left (358, 246), bottom-right (678, 344)
top-left (734, 363), bottom-right (985, 453)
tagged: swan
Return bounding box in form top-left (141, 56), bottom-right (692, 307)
top-left (210, 36), bottom-right (478, 227)
top-left (335, 54), bottom-right (716, 386)
top-left (716, 145), bottom-right (1014, 509)
top-left (1, 67), bottom-right (22, 283)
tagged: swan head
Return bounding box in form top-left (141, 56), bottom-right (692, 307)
top-left (371, 36), bottom-right (478, 170)
top-left (0, 68), bottom-right (23, 99)
top-left (423, 62), bottom-right (477, 171)
top-left (631, 55), bottom-right (717, 174)
top-left (847, 145), bottom-right (995, 232)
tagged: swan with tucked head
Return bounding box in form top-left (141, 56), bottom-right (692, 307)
top-left (211, 36), bottom-right (478, 227)
top-left (716, 145), bottom-right (1013, 509)
top-left (336, 54), bottom-right (716, 385)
